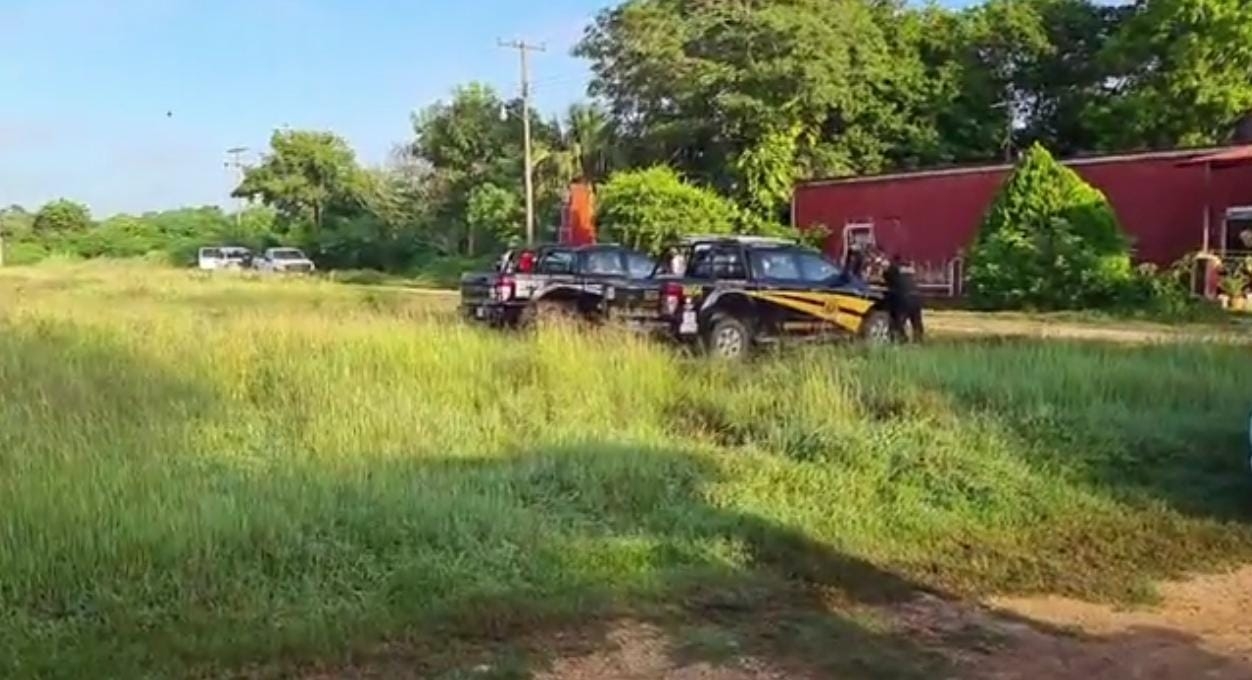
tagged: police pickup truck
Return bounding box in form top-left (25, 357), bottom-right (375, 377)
top-left (654, 236), bottom-right (892, 359)
top-left (460, 244), bottom-right (663, 330)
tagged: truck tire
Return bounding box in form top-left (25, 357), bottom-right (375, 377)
top-left (860, 310), bottom-right (893, 345)
top-left (704, 314), bottom-right (751, 361)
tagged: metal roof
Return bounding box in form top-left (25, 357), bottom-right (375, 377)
top-left (796, 144), bottom-right (1250, 189)
top-left (1178, 145), bottom-right (1252, 169)
top-left (680, 235), bottom-right (797, 246)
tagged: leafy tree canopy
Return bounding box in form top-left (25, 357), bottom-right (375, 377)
top-left (233, 130), bottom-right (364, 229)
top-left (1097, 0), bottom-right (1252, 149)
top-left (33, 199), bottom-right (92, 235)
top-left (597, 166), bottom-right (738, 254)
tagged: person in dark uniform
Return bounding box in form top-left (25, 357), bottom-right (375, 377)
top-left (884, 253), bottom-right (924, 343)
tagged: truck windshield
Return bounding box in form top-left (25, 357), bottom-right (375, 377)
top-left (271, 249), bottom-right (304, 260)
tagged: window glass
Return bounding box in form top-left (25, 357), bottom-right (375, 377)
top-left (537, 251), bottom-right (575, 274)
top-left (749, 250), bottom-right (801, 281)
top-left (583, 250), bottom-right (626, 276)
top-left (690, 246), bottom-right (746, 279)
top-left (625, 252), bottom-right (656, 279)
top-left (796, 252), bottom-right (840, 283)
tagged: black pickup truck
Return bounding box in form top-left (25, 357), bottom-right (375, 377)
top-left (653, 236), bottom-right (893, 359)
top-left (460, 244), bottom-right (666, 330)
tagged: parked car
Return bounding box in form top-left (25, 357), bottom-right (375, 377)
top-left (198, 246), bottom-right (253, 271)
top-left (256, 248), bottom-right (315, 274)
top-left (653, 235), bottom-right (892, 359)
top-left (460, 244), bottom-right (662, 329)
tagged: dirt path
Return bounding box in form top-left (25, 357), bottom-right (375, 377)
top-left (971, 567), bottom-right (1252, 680)
top-left (475, 568), bottom-right (1252, 680)
top-left (928, 310), bottom-right (1250, 344)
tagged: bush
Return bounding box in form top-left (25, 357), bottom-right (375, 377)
top-left (967, 144), bottom-right (1134, 310)
top-left (1116, 263), bottom-right (1191, 315)
top-left (32, 199), bottom-right (91, 236)
top-left (3, 241), bottom-right (50, 266)
top-left (598, 166), bottom-right (739, 254)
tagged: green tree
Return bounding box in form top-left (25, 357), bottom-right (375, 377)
top-left (411, 83), bottom-right (559, 253)
top-left (733, 124), bottom-right (801, 226)
top-left (464, 183), bottom-right (521, 257)
top-left (563, 103), bottom-right (615, 182)
top-left (577, 0), bottom-right (944, 189)
top-left (233, 130), bottom-right (364, 230)
top-left (1098, 0), bottom-right (1252, 148)
top-left (33, 199), bottom-right (92, 235)
top-left (967, 144), bottom-right (1133, 310)
top-left (597, 166), bottom-right (738, 254)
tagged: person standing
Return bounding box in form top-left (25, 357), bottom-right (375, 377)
top-left (884, 253), bottom-right (924, 343)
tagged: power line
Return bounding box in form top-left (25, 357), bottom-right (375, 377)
top-left (499, 38), bottom-right (546, 247)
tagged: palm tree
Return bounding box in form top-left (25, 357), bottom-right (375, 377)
top-left (563, 103), bottom-right (614, 182)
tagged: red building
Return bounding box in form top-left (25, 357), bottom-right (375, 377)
top-left (792, 145), bottom-right (1252, 295)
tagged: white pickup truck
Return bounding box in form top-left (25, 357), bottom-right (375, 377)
top-left (198, 246), bottom-right (253, 271)
top-left (255, 248), bottom-right (315, 274)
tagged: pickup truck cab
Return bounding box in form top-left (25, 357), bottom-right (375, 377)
top-left (656, 236), bottom-right (891, 359)
top-left (256, 248), bottom-right (315, 274)
top-left (461, 244), bottom-right (661, 329)
top-left (198, 246), bottom-right (253, 271)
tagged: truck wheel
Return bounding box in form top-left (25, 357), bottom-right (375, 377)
top-left (860, 310), bottom-right (893, 345)
top-left (705, 314), bottom-right (751, 361)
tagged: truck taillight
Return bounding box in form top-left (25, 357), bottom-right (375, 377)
top-left (661, 282), bottom-right (683, 316)
top-left (494, 276), bottom-right (515, 302)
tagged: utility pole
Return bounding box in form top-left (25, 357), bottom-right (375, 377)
top-left (991, 99), bottom-right (1015, 164)
top-left (225, 147), bottom-right (250, 227)
top-left (499, 39), bottom-right (545, 246)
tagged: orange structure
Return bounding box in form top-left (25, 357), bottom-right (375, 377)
top-left (560, 180), bottom-right (597, 246)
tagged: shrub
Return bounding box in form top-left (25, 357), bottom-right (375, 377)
top-left (1117, 263), bottom-right (1191, 315)
top-left (32, 199), bottom-right (92, 236)
top-left (597, 166), bottom-right (739, 254)
top-left (4, 240), bottom-right (50, 266)
top-left (967, 144), bottom-right (1134, 310)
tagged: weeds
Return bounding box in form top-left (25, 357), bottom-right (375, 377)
top-left (1, 264), bottom-right (1250, 677)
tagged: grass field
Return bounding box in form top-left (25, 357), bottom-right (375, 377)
top-left (2, 262), bottom-right (1251, 678)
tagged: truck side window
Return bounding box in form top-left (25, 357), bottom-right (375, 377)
top-left (690, 246), bottom-right (745, 280)
top-left (537, 251), bottom-right (574, 274)
top-left (749, 250), bottom-right (801, 282)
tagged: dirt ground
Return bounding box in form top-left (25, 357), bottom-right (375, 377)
top-left (418, 567), bottom-right (1252, 680)
top-left (926, 310), bottom-right (1250, 344)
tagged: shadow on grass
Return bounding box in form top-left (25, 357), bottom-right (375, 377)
top-left (4, 322), bottom-right (1252, 679)
top-left (872, 336), bottom-right (1252, 524)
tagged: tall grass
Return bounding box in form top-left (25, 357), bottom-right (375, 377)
top-left (2, 264), bottom-right (1251, 678)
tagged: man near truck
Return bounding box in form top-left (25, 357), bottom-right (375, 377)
top-left (884, 253), bottom-right (924, 343)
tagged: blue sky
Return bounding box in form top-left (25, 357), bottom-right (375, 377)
top-left (1, 0), bottom-right (987, 216)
